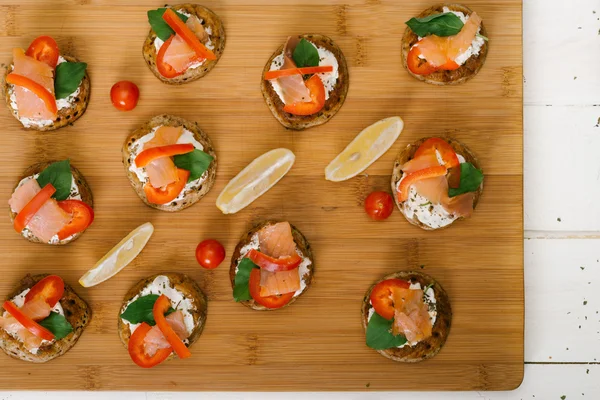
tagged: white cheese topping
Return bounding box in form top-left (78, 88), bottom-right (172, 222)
top-left (153, 11), bottom-right (214, 70)
top-left (236, 232), bottom-right (312, 299)
top-left (12, 173), bottom-right (82, 244)
top-left (2, 288), bottom-right (65, 354)
top-left (367, 281), bottom-right (437, 348)
top-left (121, 275), bottom-right (197, 336)
top-left (268, 40), bottom-right (339, 103)
top-left (398, 153), bottom-right (467, 230)
top-left (8, 56), bottom-right (83, 128)
top-left (127, 126), bottom-right (208, 204)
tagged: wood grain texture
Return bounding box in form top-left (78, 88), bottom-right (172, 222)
top-left (0, 0), bottom-right (523, 391)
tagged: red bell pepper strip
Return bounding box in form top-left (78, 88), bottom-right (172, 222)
top-left (6, 73), bottom-right (57, 116)
top-left (56, 200), bottom-right (95, 240)
top-left (264, 66), bottom-right (334, 80)
top-left (14, 183), bottom-right (56, 233)
top-left (282, 74), bottom-right (326, 116)
top-left (24, 275), bottom-right (64, 308)
top-left (247, 249), bottom-right (302, 273)
top-left (3, 301), bottom-right (54, 341)
top-left (135, 144), bottom-right (194, 168)
top-left (397, 166), bottom-right (448, 202)
top-left (162, 9), bottom-right (216, 61)
top-left (153, 295), bottom-right (191, 359)
top-left (414, 138), bottom-right (461, 188)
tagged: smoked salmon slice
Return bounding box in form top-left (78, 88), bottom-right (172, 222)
top-left (259, 268), bottom-right (301, 297)
top-left (414, 12), bottom-right (482, 68)
top-left (9, 178), bottom-right (71, 242)
top-left (391, 288), bottom-right (432, 342)
top-left (142, 310), bottom-right (189, 357)
top-left (143, 126), bottom-right (183, 188)
top-left (257, 221), bottom-right (297, 258)
top-left (273, 36), bottom-right (311, 105)
top-left (0, 297), bottom-right (53, 352)
top-left (161, 16), bottom-right (209, 73)
top-left (11, 48), bottom-right (56, 120)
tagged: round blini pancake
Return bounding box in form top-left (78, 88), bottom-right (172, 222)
top-left (142, 3), bottom-right (226, 85)
top-left (260, 34), bottom-right (349, 130)
top-left (401, 3), bottom-right (489, 85)
top-left (122, 114), bottom-right (217, 212)
top-left (229, 220), bottom-right (315, 311)
top-left (0, 274), bottom-right (91, 363)
top-left (3, 55), bottom-right (91, 131)
top-left (390, 137), bottom-right (483, 231)
top-left (361, 270), bottom-right (452, 362)
top-left (8, 161), bottom-right (94, 245)
top-left (117, 272), bottom-right (208, 359)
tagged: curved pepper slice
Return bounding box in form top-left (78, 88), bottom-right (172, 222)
top-left (7, 73), bottom-right (58, 116)
top-left (24, 275), bottom-right (64, 308)
top-left (282, 74), bottom-right (326, 116)
top-left (397, 165), bottom-right (447, 202)
top-left (3, 301), bottom-right (54, 341)
top-left (144, 168), bottom-right (190, 205)
top-left (128, 322), bottom-right (173, 368)
top-left (414, 138), bottom-right (461, 188)
top-left (264, 66), bottom-right (334, 80)
top-left (14, 183), bottom-right (56, 233)
top-left (247, 249), bottom-right (302, 273)
top-left (135, 144), bottom-right (194, 168)
top-left (152, 295), bottom-right (191, 359)
top-left (162, 9), bottom-right (216, 61)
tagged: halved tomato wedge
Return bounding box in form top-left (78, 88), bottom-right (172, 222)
top-left (369, 279), bottom-right (410, 320)
top-left (24, 275), bottom-right (64, 308)
top-left (128, 322), bottom-right (173, 368)
top-left (248, 268), bottom-right (294, 309)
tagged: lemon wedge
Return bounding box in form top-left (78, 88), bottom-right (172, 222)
top-left (79, 222), bottom-right (154, 287)
top-left (325, 116), bottom-right (404, 182)
top-left (216, 148), bottom-right (295, 214)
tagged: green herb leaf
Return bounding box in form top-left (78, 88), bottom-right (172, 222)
top-left (148, 8), bottom-right (189, 41)
top-left (54, 62), bottom-right (87, 99)
top-left (173, 149), bottom-right (214, 182)
top-left (366, 311), bottom-right (407, 350)
top-left (406, 13), bottom-right (464, 37)
top-left (36, 159), bottom-right (72, 201)
top-left (120, 294), bottom-right (175, 326)
top-left (233, 258), bottom-right (258, 302)
top-left (448, 162), bottom-right (484, 197)
top-left (38, 312), bottom-right (73, 340)
top-left (292, 38), bottom-right (320, 68)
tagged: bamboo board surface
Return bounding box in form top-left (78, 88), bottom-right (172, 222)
top-left (0, 0), bottom-right (523, 392)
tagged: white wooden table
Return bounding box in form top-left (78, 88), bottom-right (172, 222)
top-left (2, 0), bottom-right (599, 398)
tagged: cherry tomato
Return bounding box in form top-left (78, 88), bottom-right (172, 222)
top-left (24, 275), bottom-right (64, 308)
top-left (195, 239), bottom-right (225, 269)
top-left (369, 279), bottom-right (410, 320)
top-left (364, 191), bottom-right (394, 221)
top-left (26, 36), bottom-right (60, 69)
top-left (248, 268), bottom-right (294, 309)
top-left (110, 81), bottom-right (140, 111)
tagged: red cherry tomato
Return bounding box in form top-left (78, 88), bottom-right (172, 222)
top-left (364, 191), bottom-right (394, 221)
top-left (26, 36), bottom-right (60, 69)
top-left (195, 239), bottom-right (225, 269)
top-left (110, 81), bottom-right (139, 111)
top-left (369, 279), bottom-right (410, 320)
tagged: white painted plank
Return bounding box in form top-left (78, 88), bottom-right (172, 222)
top-left (0, 365), bottom-right (595, 399)
top-left (524, 105), bottom-right (600, 231)
top-left (525, 239), bottom-right (600, 362)
top-left (524, 0), bottom-right (600, 105)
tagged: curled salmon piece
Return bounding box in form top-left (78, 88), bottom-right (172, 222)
top-left (257, 221), bottom-right (297, 258)
top-left (274, 36), bottom-right (311, 105)
top-left (259, 268), bottom-right (300, 297)
top-left (0, 298), bottom-right (53, 352)
top-left (11, 48), bottom-right (56, 120)
top-left (161, 15), bottom-right (209, 73)
top-left (391, 288), bottom-right (432, 343)
top-left (414, 12), bottom-right (482, 67)
top-left (143, 126), bottom-right (183, 188)
top-left (142, 310), bottom-right (189, 357)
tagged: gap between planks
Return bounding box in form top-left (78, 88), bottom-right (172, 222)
top-left (524, 230), bottom-right (600, 239)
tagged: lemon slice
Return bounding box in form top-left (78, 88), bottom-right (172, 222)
top-left (325, 116), bottom-right (404, 182)
top-left (79, 222), bottom-right (154, 287)
top-left (216, 148), bottom-right (295, 214)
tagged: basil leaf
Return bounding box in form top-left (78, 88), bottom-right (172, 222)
top-left (36, 159), bottom-right (72, 201)
top-left (406, 13), bottom-right (464, 37)
top-left (54, 62), bottom-right (87, 99)
top-left (38, 312), bottom-right (73, 340)
top-left (366, 311), bottom-right (407, 350)
top-left (448, 162), bottom-right (484, 197)
top-left (120, 294), bottom-right (175, 326)
top-left (148, 8), bottom-right (189, 41)
top-left (173, 149), bottom-right (214, 182)
top-left (292, 38), bottom-right (320, 68)
top-left (233, 258), bottom-right (258, 302)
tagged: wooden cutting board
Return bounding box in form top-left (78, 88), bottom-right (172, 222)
top-left (0, 0), bottom-right (523, 391)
